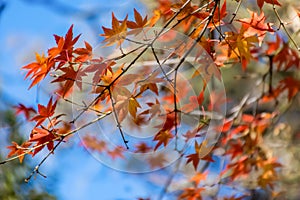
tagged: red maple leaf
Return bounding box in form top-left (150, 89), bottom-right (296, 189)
top-left (266, 33), bottom-right (282, 55)
top-left (278, 77), bottom-right (300, 101)
top-left (52, 65), bottom-right (87, 97)
top-left (13, 103), bottom-right (36, 120)
top-left (31, 97), bottom-right (57, 126)
top-left (274, 43), bottom-right (300, 71)
top-left (48, 25), bottom-right (81, 65)
top-left (186, 141), bottom-right (214, 169)
top-left (29, 127), bottom-right (57, 155)
top-left (257, 0), bottom-right (281, 10)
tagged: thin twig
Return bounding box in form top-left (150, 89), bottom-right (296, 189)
top-left (272, 3), bottom-right (300, 51)
top-left (108, 88), bottom-right (129, 149)
top-left (229, 0), bottom-right (242, 24)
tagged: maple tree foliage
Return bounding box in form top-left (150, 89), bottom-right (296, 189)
top-left (2, 0), bottom-right (300, 199)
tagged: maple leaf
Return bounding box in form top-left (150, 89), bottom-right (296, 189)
top-left (54, 82), bottom-right (74, 99)
top-left (153, 130), bottom-right (174, 150)
top-left (148, 9), bottom-right (161, 27)
top-left (84, 59), bottom-right (115, 84)
top-left (107, 146), bottom-right (125, 160)
top-left (7, 141), bottom-right (32, 163)
top-left (52, 65), bottom-right (87, 97)
top-left (278, 77), bottom-right (300, 101)
top-left (113, 87), bottom-right (141, 121)
top-left (128, 97), bottom-right (141, 118)
top-left (82, 136), bottom-right (107, 153)
top-left (181, 90), bottom-right (204, 113)
top-left (186, 153), bottom-right (201, 170)
top-left (147, 153), bottom-right (167, 169)
top-left (224, 140), bottom-right (244, 159)
top-left (257, 159), bottom-right (282, 189)
top-left (154, 111), bottom-right (178, 131)
top-left (31, 97), bottom-right (57, 126)
top-left (13, 103), bottom-right (36, 120)
top-left (237, 10), bottom-right (274, 33)
top-left (182, 129), bottom-right (198, 142)
top-left (100, 13), bottom-right (128, 46)
top-left (224, 25), bottom-right (259, 70)
top-left (190, 171), bottom-right (208, 185)
top-left (117, 73), bottom-right (142, 86)
top-left (212, 0), bottom-right (227, 26)
top-left (48, 25), bottom-right (81, 65)
top-left (29, 127), bottom-right (57, 155)
top-left (179, 187), bottom-right (205, 200)
top-left (134, 142), bottom-right (152, 153)
top-left (257, 0), bottom-right (281, 10)
top-left (140, 99), bottom-right (161, 119)
top-left (274, 43), bottom-right (300, 71)
top-left (137, 70), bottom-right (164, 96)
top-left (100, 65), bottom-right (123, 86)
top-left (73, 41), bottom-right (93, 62)
top-left (186, 141), bottom-right (214, 170)
top-left (151, 0), bottom-right (172, 23)
top-left (126, 9), bottom-right (148, 35)
top-left (193, 0), bottom-right (227, 29)
top-left (266, 33), bottom-right (281, 55)
top-left (22, 53), bottom-right (55, 89)
top-left (170, 1), bottom-right (194, 20)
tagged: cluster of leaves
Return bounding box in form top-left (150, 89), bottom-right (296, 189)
top-left (2, 0), bottom-right (300, 199)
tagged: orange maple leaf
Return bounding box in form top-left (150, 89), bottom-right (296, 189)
top-left (7, 141), bottom-right (32, 163)
top-left (153, 130), bottom-right (174, 150)
top-left (127, 9), bottom-right (148, 35)
top-left (82, 136), bottom-right (107, 153)
top-left (107, 146), bottom-right (125, 160)
top-left (190, 171), bottom-right (208, 185)
top-left (22, 53), bottom-right (55, 89)
top-left (237, 10), bottom-right (274, 33)
top-left (74, 41), bottom-right (93, 62)
top-left (224, 25), bottom-right (259, 70)
top-left (179, 187), bottom-right (205, 200)
top-left (100, 13), bottom-right (128, 46)
top-left (113, 87), bottom-right (141, 121)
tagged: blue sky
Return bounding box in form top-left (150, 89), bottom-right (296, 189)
top-left (0, 0), bottom-right (161, 199)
